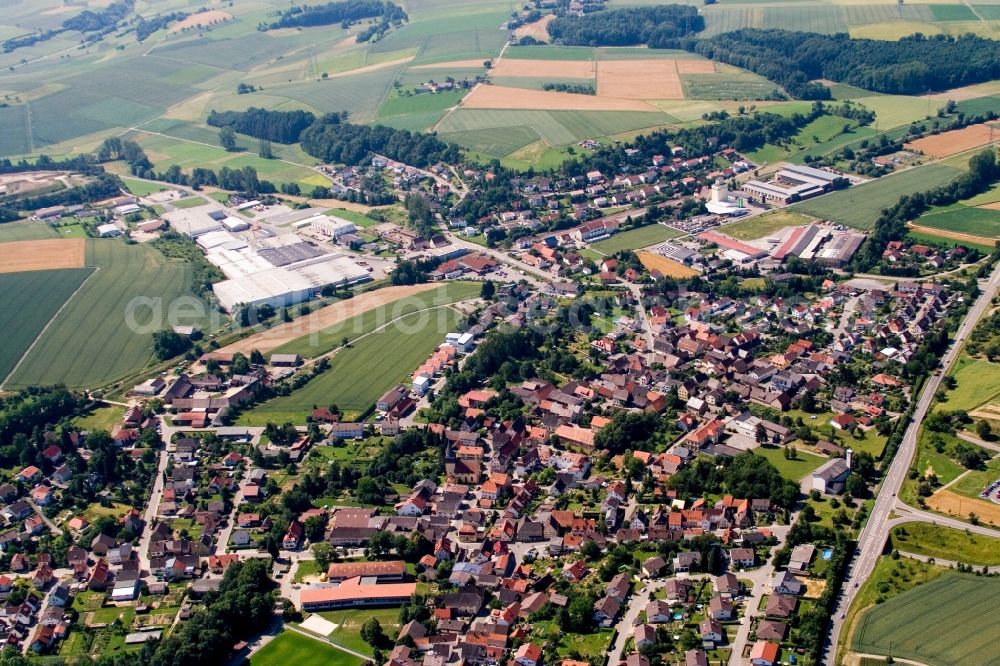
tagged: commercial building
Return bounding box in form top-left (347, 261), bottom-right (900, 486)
top-left (300, 577), bottom-right (417, 611)
top-left (742, 164), bottom-right (848, 205)
top-left (309, 213), bottom-right (357, 239)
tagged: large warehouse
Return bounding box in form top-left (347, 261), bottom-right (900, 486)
top-left (208, 235), bottom-right (371, 311)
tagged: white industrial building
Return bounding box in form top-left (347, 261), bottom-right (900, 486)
top-left (163, 205), bottom-right (226, 238)
top-left (309, 213), bottom-right (357, 238)
top-left (209, 233), bottom-right (371, 311)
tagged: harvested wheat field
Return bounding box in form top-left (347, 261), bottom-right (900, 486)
top-left (490, 58), bottom-right (595, 79)
top-left (216, 284), bottom-right (439, 356)
top-left (0, 239), bottom-right (85, 274)
top-left (461, 84), bottom-right (656, 111)
top-left (598, 60), bottom-right (684, 100)
top-left (927, 489), bottom-right (1000, 527)
top-left (514, 14), bottom-right (555, 42)
top-left (170, 10), bottom-right (233, 32)
top-left (907, 222), bottom-right (998, 244)
top-left (905, 123), bottom-right (1000, 158)
top-left (676, 60), bottom-right (716, 74)
top-left (637, 251), bottom-right (698, 277)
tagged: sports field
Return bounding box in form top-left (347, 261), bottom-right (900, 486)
top-left (0, 268), bottom-right (94, 384)
top-left (239, 306), bottom-right (462, 423)
top-left (591, 224), bottom-right (683, 254)
top-left (5, 240), bottom-right (212, 390)
top-left (250, 631), bottom-right (362, 666)
top-left (792, 163), bottom-right (964, 229)
top-left (852, 573), bottom-right (1000, 665)
top-left (722, 210), bottom-right (815, 240)
top-left (637, 251), bottom-right (699, 278)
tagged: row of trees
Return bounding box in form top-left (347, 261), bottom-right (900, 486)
top-left (300, 113), bottom-right (460, 168)
top-left (264, 0), bottom-right (406, 30)
top-left (207, 107), bottom-right (317, 145)
top-left (547, 5), bottom-right (704, 47)
top-left (690, 30), bottom-right (1000, 98)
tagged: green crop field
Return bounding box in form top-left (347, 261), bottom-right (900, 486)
top-left (0, 268), bottom-right (93, 383)
top-left (376, 90), bottom-right (465, 132)
top-left (858, 94), bottom-right (942, 130)
top-left (682, 72), bottom-right (780, 100)
top-left (930, 4), bottom-right (979, 21)
top-left (916, 205), bottom-right (1000, 238)
top-left (891, 522), bottom-right (1000, 565)
top-left (250, 631), bottom-right (362, 666)
top-left (591, 224), bottom-right (683, 254)
top-left (723, 209), bottom-right (815, 240)
top-left (0, 221), bottom-right (59, 242)
top-left (272, 282), bottom-right (480, 359)
top-left (440, 126), bottom-right (543, 158)
top-left (792, 163), bottom-right (964, 229)
top-left (437, 109), bottom-right (671, 151)
top-left (239, 307), bottom-right (462, 423)
top-left (852, 573), bottom-right (1000, 665)
top-left (6, 240), bottom-right (212, 390)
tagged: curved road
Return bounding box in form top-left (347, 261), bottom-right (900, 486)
top-left (824, 260), bottom-right (1000, 664)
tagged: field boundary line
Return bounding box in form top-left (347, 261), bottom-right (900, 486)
top-left (283, 623), bottom-right (370, 661)
top-left (0, 266), bottom-right (98, 390)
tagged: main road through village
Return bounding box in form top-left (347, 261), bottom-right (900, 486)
top-left (822, 260), bottom-right (1000, 665)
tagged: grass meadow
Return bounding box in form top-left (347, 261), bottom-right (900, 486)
top-left (891, 522), bottom-right (1000, 565)
top-left (722, 209), bottom-right (815, 240)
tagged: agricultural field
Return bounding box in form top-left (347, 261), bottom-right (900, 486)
top-left (239, 306), bottom-right (462, 423)
top-left (437, 109), bottom-right (672, 155)
top-left (851, 573), bottom-right (1000, 666)
top-left (792, 163), bottom-right (965, 229)
top-left (914, 204), bottom-right (1000, 240)
top-left (271, 282), bottom-right (480, 359)
top-left (250, 631), bottom-right (362, 666)
top-left (5, 239), bottom-right (213, 390)
top-left (0, 268), bottom-right (93, 384)
top-left (905, 123), bottom-right (1000, 158)
top-left (636, 251), bottom-right (699, 278)
top-left (722, 210), bottom-right (815, 240)
top-left (590, 224), bottom-right (683, 254)
top-left (890, 522), bottom-right (1000, 565)
top-left (0, 221), bottom-right (59, 242)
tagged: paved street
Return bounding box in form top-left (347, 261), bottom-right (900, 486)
top-left (823, 260), bottom-right (1000, 664)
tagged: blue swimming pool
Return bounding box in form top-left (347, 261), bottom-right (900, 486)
top-left (822, 548), bottom-right (833, 560)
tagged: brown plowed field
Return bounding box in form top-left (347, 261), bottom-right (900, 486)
top-left (907, 222), bottom-right (998, 244)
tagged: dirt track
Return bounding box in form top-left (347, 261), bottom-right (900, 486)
top-left (216, 284), bottom-right (439, 355)
top-left (0, 239), bottom-right (86, 274)
top-left (461, 84), bottom-right (657, 111)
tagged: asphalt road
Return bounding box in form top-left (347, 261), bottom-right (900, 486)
top-left (823, 261), bottom-right (1000, 664)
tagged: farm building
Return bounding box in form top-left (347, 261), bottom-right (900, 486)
top-left (97, 223), bottom-right (121, 237)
